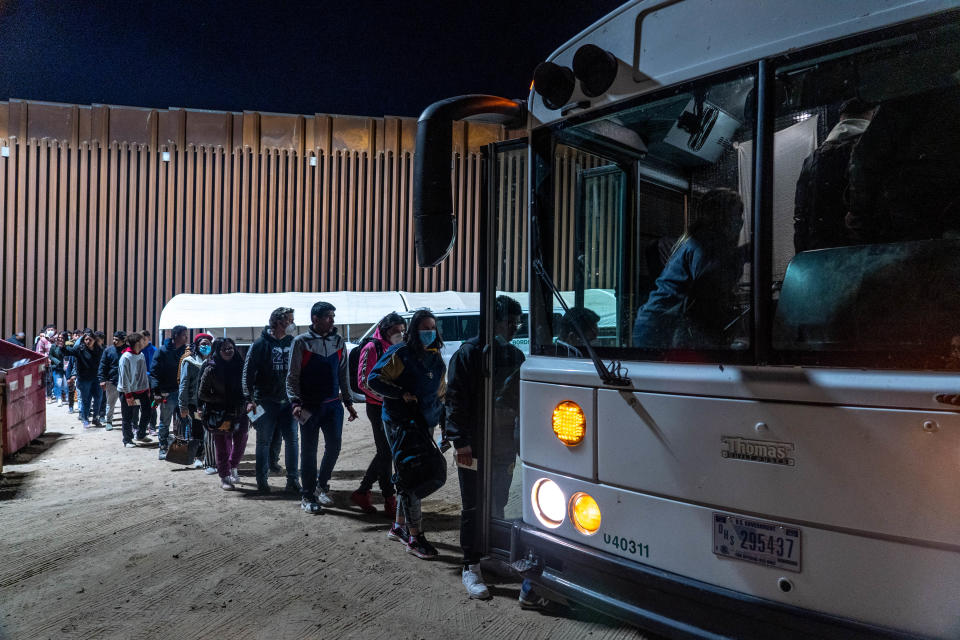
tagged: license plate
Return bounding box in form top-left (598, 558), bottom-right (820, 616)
top-left (713, 513), bottom-right (801, 572)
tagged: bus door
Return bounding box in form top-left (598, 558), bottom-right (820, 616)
top-left (481, 139), bottom-right (529, 556)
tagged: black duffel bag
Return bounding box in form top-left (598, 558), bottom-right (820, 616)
top-left (390, 408), bottom-right (447, 500)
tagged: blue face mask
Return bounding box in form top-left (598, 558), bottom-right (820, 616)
top-left (198, 344), bottom-right (212, 356)
top-left (418, 330), bottom-right (436, 346)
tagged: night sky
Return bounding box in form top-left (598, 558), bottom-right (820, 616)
top-left (0, 0), bottom-right (625, 118)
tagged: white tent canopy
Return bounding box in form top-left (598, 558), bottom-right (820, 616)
top-left (158, 291), bottom-right (482, 331)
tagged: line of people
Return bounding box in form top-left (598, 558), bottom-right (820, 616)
top-left (10, 297), bottom-right (542, 605)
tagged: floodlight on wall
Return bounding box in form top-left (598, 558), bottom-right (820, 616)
top-left (309, 156), bottom-right (317, 166)
top-left (1, 147), bottom-right (9, 157)
top-left (161, 151), bottom-right (171, 162)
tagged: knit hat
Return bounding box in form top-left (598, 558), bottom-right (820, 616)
top-left (194, 333), bottom-right (214, 342)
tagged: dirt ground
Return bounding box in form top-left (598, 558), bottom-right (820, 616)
top-left (0, 403), bottom-right (649, 640)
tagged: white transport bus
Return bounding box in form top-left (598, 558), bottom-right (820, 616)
top-left (412, 1), bottom-right (960, 638)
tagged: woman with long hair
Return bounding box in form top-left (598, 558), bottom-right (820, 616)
top-left (368, 309), bottom-right (447, 559)
top-left (351, 312), bottom-right (406, 515)
top-left (178, 333), bottom-right (215, 470)
top-left (633, 188), bottom-right (746, 350)
top-left (198, 338), bottom-right (252, 490)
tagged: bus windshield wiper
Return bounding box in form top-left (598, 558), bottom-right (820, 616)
top-left (532, 256), bottom-right (631, 387)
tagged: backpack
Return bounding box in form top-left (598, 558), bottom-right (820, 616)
top-left (390, 408), bottom-right (447, 499)
top-left (348, 337), bottom-right (384, 396)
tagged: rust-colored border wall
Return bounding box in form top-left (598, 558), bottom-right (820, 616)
top-left (0, 100), bottom-right (503, 343)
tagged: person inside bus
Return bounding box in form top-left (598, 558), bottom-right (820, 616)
top-left (553, 307), bottom-right (600, 358)
top-left (632, 188), bottom-right (745, 350)
top-left (793, 98), bottom-right (874, 252)
top-left (845, 77), bottom-right (960, 243)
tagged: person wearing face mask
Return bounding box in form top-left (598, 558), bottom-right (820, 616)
top-left (351, 312), bottom-right (406, 515)
top-left (632, 188), bottom-right (747, 350)
top-left (48, 332), bottom-right (68, 407)
top-left (98, 331), bottom-right (127, 429)
top-left (199, 338), bottom-right (252, 490)
top-left (178, 333), bottom-right (215, 470)
top-left (242, 307), bottom-right (300, 494)
top-left (367, 309), bottom-right (447, 560)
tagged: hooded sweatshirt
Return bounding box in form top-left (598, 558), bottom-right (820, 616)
top-left (242, 327), bottom-right (293, 404)
top-left (286, 327), bottom-right (352, 409)
top-left (118, 348), bottom-right (150, 398)
top-left (64, 341), bottom-right (104, 381)
top-left (357, 326), bottom-right (393, 406)
top-left (150, 337), bottom-right (187, 393)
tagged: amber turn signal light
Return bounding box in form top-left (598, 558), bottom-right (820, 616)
top-left (570, 492), bottom-right (602, 535)
top-left (552, 401), bottom-right (586, 446)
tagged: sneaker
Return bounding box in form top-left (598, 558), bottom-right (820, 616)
top-left (56, 399), bottom-right (63, 407)
top-left (350, 490), bottom-right (377, 514)
top-left (230, 468), bottom-right (239, 483)
top-left (387, 523), bottom-right (408, 542)
top-left (92, 420), bottom-right (102, 428)
top-left (157, 449), bottom-right (166, 461)
top-left (518, 582), bottom-right (550, 610)
top-left (301, 497), bottom-right (321, 514)
top-left (462, 564), bottom-right (491, 600)
top-left (191, 459), bottom-right (204, 469)
top-left (103, 422), bottom-right (113, 431)
top-left (316, 489), bottom-right (334, 506)
top-left (221, 478), bottom-right (235, 491)
top-left (285, 479), bottom-right (302, 494)
top-left (257, 482), bottom-right (271, 494)
top-left (68, 407), bottom-right (74, 414)
top-left (405, 533), bottom-right (438, 560)
top-left (137, 435), bottom-right (152, 443)
top-left (384, 495), bottom-right (397, 518)
top-left (81, 420), bottom-right (90, 429)
top-left (204, 466), bottom-right (218, 475)
top-left (123, 442), bottom-right (137, 448)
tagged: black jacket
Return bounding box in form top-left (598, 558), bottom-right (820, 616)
top-left (64, 342), bottom-right (104, 381)
top-left (98, 345), bottom-right (121, 385)
top-left (149, 338), bottom-right (186, 393)
top-left (242, 327), bottom-right (293, 404)
top-left (445, 337), bottom-right (483, 451)
top-left (48, 344), bottom-right (65, 373)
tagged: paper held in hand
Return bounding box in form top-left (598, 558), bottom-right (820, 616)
top-left (247, 404), bottom-right (266, 423)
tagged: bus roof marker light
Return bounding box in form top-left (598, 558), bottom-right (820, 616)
top-left (553, 401), bottom-right (586, 446)
top-left (532, 478), bottom-right (565, 528)
top-left (572, 44), bottom-right (618, 98)
top-left (533, 62), bottom-right (575, 111)
top-left (570, 492), bottom-right (602, 535)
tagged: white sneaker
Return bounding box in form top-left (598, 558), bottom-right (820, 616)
top-left (191, 459), bottom-right (204, 469)
top-left (316, 490), bottom-right (334, 506)
top-left (57, 399), bottom-right (63, 407)
top-left (204, 466), bottom-right (218, 475)
top-left (462, 564), bottom-right (491, 600)
top-left (221, 477), bottom-right (235, 491)
top-left (230, 468), bottom-right (240, 483)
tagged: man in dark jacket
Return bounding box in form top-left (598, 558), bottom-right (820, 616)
top-left (446, 296), bottom-right (525, 600)
top-left (286, 302), bottom-right (357, 513)
top-left (149, 325), bottom-right (188, 459)
top-left (98, 331), bottom-right (126, 430)
top-left (243, 307), bottom-right (300, 494)
top-left (6, 332), bottom-right (25, 347)
top-left (793, 98), bottom-right (873, 252)
top-left (64, 331), bottom-right (105, 428)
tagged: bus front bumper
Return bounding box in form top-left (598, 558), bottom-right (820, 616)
top-left (513, 523), bottom-right (922, 640)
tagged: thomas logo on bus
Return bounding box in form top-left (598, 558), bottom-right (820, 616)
top-left (720, 436), bottom-right (795, 466)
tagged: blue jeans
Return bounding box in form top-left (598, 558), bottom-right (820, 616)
top-left (52, 371), bottom-right (66, 400)
top-left (299, 402), bottom-right (343, 499)
top-left (256, 400), bottom-right (299, 486)
top-left (156, 388), bottom-right (179, 450)
top-left (77, 378), bottom-right (104, 423)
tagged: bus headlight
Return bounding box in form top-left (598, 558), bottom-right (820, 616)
top-left (552, 401), bottom-right (586, 446)
top-left (531, 478), bottom-right (565, 528)
top-left (570, 492), bottom-right (602, 535)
